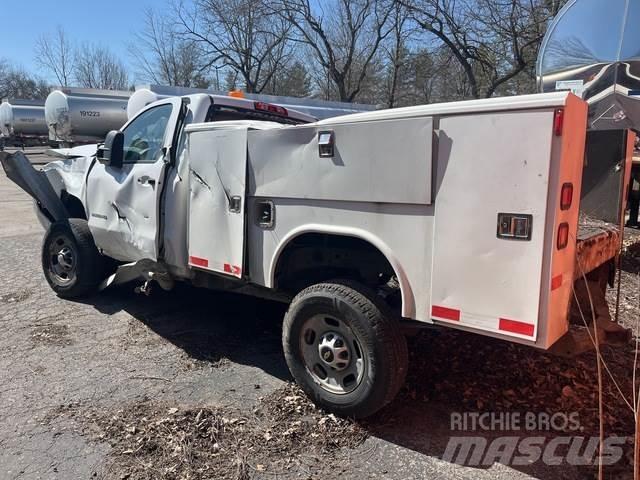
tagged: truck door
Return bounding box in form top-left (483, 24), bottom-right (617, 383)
top-left (186, 126), bottom-right (248, 279)
top-left (86, 97), bottom-right (183, 262)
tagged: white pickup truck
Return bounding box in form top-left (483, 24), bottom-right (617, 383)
top-left (0, 91), bottom-right (633, 417)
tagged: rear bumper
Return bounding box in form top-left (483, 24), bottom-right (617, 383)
top-left (574, 222), bottom-right (620, 278)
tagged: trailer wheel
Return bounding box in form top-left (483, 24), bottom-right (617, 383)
top-left (41, 219), bottom-right (104, 299)
top-left (283, 280), bottom-right (408, 418)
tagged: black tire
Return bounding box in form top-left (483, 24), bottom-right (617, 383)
top-left (283, 280), bottom-right (408, 418)
top-left (41, 219), bottom-right (105, 298)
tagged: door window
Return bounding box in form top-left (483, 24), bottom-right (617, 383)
top-left (122, 103), bottom-right (173, 163)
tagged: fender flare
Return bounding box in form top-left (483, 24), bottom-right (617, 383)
top-left (269, 224), bottom-right (416, 318)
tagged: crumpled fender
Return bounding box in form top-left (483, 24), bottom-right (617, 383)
top-left (0, 151), bottom-right (69, 223)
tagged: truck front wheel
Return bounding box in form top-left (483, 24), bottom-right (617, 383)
top-left (41, 219), bottom-right (105, 299)
top-left (282, 281), bottom-right (408, 418)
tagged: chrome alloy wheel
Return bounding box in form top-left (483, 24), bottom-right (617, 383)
top-left (300, 314), bottom-right (367, 394)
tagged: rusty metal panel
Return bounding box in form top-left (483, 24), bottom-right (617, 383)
top-left (574, 223), bottom-right (620, 278)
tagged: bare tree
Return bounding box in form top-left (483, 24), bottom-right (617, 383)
top-left (263, 60), bottom-right (312, 97)
top-left (382, 2), bottom-right (413, 107)
top-left (175, 0), bottom-right (292, 93)
top-left (276, 0), bottom-right (395, 102)
top-left (0, 60), bottom-right (49, 99)
top-left (401, 0), bottom-right (563, 98)
top-left (131, 8), bottom-right (210, 88)
top-left (75, 44), bottom-right (129, 90)
top-left (34, 26), bottom-right (74, 86)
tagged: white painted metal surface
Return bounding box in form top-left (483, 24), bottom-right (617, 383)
top-left (430, 109), bottom-right (555, 341)
top-left (86, 97), bottom-right (182, 261)
top-left (187, 125), bottom-right (249, 278)
top-left (248, 117), bottom-right (433, 205)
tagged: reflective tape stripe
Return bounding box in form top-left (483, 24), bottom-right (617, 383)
top-left (499, 318), bottom-right (535, 337)
top-left (189, 256), bottom-right (208, 268)
top-left (431, 305), bottom-right (461, 321)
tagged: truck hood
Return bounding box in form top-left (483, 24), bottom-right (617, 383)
top-left (46, 144), bottom-right (98, 159)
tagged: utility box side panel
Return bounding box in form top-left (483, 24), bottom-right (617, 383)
top-left (430, 109), bottom-right (556, 342)
top-left (187, 128), bottom-right (248, 278)
top-left (248, 117), bottom-right (433, 205)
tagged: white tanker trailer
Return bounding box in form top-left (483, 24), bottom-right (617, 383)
top-left (0, 99), bottom-right (48, 143)
top-left (45, 88), bottom-right (131, 146)
top-left (127, 84), bottom-right (376, 120)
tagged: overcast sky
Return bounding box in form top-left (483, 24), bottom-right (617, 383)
top-left (0, 0), bottom-right (157, 83)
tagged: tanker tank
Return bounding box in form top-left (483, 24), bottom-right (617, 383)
top-left (0, 99), bottom-right (47, 138)
top-left (45, 88), bottom-right (131, 145)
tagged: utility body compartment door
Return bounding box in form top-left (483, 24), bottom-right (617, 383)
top-left (187, 126), bottom-right (248, 278)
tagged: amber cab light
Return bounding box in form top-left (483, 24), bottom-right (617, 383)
top-left (557, 222), bottom-right (569, 249)
top-left (560, 183), bottom-right (573, 210)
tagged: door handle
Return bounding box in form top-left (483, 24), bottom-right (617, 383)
top-left (137, 175), bottom-right (156, 187)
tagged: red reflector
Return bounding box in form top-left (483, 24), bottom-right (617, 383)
top-left (189, 256), bottom-right (208, 268)
top-left (254, 101), bottom-right (288, 116)
top-left (557, 222), bottom-right (569, 250)
top-left (551, 274), bottom-right (563, 291)
top-left (499, 318), bottom-right (535, 336)
top-left (560, 183), bottom-right (573, 210)
top-left (223, 263), bottom-right (242, 276)
top-left (431, 305), bottom-right (460, 321)
top-left (554, 109), bottom-right (564, 136)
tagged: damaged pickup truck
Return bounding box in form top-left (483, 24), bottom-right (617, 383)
top-left (0, 90), bottom-right (634, 418)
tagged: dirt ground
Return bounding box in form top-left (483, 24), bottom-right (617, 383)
top-left (1, 159), bottom-right (639, 480)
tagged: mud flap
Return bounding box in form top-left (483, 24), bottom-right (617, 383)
top-left (0, 151), bottom-right (68, 222)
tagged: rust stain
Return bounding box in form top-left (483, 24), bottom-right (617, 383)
top-left (574, 227), bottom-right (620, 279)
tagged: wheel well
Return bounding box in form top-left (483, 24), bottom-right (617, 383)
top-left (274, 233), bottom-right (400, 305)
top-left (60, 191), bottom-right (87, 220)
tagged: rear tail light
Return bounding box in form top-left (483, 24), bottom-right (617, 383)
top-left (560, 182), bottom-right (573, 210)
top-left (554, 109), bottom-right (564, 136)
top-left (557, 222), bottom-right (569, 249)
top-left (254, 101), bottom-right (288, 116)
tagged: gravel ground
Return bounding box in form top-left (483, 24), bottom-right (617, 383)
top-left (1, 169), bottom-right (639, 480)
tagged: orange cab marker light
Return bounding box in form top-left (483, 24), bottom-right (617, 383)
top-left (229, 90), bottom-right (245, 98)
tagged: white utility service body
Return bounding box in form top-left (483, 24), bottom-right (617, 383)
top-left (182, 92), bottom-right (586, 349)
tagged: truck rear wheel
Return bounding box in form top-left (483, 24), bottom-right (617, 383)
top-left (41, 219), bottom-right (105, 299)
top-left (282, 280), bottom-right (408, 418)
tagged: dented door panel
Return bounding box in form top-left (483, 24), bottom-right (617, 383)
top-left (85, 98), bottom-right (183, 262)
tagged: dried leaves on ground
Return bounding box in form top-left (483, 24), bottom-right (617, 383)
top-left (67, 384), bottom-right (366, 479)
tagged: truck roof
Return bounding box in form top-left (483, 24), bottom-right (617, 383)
top-left (166, 93), bottom-right (317, 124)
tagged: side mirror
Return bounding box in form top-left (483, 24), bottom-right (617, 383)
top-left (97, 130), bottom-right (124, 168)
